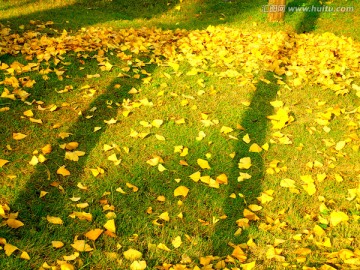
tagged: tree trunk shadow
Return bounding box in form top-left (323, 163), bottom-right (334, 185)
top-left (212, 72), bottom-right (280, 255)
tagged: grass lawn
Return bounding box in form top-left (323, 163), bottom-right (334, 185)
top-left (1, 0), bottom-right (360, 269)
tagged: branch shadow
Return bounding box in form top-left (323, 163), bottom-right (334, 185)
top-left (211, 72), bottom-right (280, 255)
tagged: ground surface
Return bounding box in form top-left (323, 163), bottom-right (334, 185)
top-left (1, 0), bottom-right (360, 269)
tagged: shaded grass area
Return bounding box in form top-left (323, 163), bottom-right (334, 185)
top-left (212, 72), bottom-right (279, 255)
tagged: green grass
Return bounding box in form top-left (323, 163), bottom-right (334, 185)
top-left (1, 0), bottom-right (360, 269)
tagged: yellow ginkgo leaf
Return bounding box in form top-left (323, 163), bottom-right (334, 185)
top-left (0, 159), bottom-right (10, 168)
top-left (65, 142), bottom-right (78, 150)
top-left (6, 218), bottom-right (24, 229)
top-left (248, 204), bottom-right (262, 212)
top-left (126, 182), bottom-right (139, 192)
top-left (157, 243), bottom-right (171, 251)
top-left (57, 166), bottom-right (70, 176)
top-left (155, 134), bottom-right (165, 141)
top-left (52, 241), bottom-right (64, 248)
top-left (197, 159), bottom-right (210, 169)
top-left (39, 191), bottom-right (48, 198)
top-left (158, 164), bottom-right (167, 172)
top-left (38, 154), bottom-right (47, 163)
top-left (330, 211), bottom-right (349, 227)
top-left (240, 261), bottom-right (256, 270)
top-left (13, 133), bottom-right (27, 140)
top-left (71, 240), bottom-right (93, 252)
top-left (249, 143), bottom-right (262, 153)
top-left (216, 174), bottom-right (228, 184)
top-left (23, 110), bottom-right (34, 117)
top-left (243, 134), bottom-right (251, 143)
top-left (130, 260), bottom-right (147, 270)
top-left (123, 248), bottom-right (142, 261)
top-left (63, 252), bottom-right (79, 261)
top-left (151, 119), bottom-right (163, 128)
top-left (238, 157), bottom-right (252, 169)
top-left (335, 140), bottom-right (346, 151)
top-left (280, 178), bottom-right (296, 188)
top-left (146, 157), bottom-right (159, 166)
top-left (189, 171), bottom-right (201, 182)
top-left (220, 126), bottom-right (233, 134)
top-left (270, 100), bottom-right (284, 108)
top-left (47, 216), bottom-right (63, 225)
top-left (172, 236), bottom-right (182, 248)
top-left (104, 219), bottom-right (116, 233)
top-left (20, 251), bottom-right (30, 260)
top-left (174, 186), bottom-right (189, 197)
top-left (4, 243), bottom-right (18, 256)
top-left (159, 212), bottom-right (170, 222)
top-left (107, 153), bottom-right (118, 162)
top-left (196, 131), bottom-right (206, 141)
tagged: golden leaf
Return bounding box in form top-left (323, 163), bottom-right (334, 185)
top-left (189, 171), bottom-right (201, 182)
top-left (4, 243), bottom-right (18, 256)
top-left (249, 143), bottom-right (262, 153)
top-left (6, 218), bottom-right (24, 229)
top-left (71, 240), bottom-right (93, 252)
top-left (172, 236), bottom-right (182, 248)
top-left (20, 251), bottom-right (30, 260)
top-left (0, 159), bottom-right (10, 168)
top-left (173, 186), bottom-right (189, 198)
top-left (13, 133), bottom-right (27, 140)
top-left (238, 157), bottom-right (252, 169)
top-left (47, 216), bottom-right (63, 225)
top-left (330, 211), bottom-right (349, 227)
top-left (197, 159), bottom-right (210, 169)
top-left (57, 166), bottom-right (70, 176)
top-left (157, 243), bottom-right (171, 251)
top-left (52, 241), bottom-right (64, 248)
top-left (220, 126), bottom-right (233, 134)
top-left (159, 212), bottom-right (170, 222)
top-left (240, 261), bottom-right (256, 270)
top-left (130, 261), bottom-right (147, 270)
top-left (104, 219), bottom-right (116, 233)
top-left (123, 248), bottom-right (142, 261)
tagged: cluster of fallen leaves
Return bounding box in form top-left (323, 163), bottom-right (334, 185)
top-left (1, 21), bottom-right (360, 269)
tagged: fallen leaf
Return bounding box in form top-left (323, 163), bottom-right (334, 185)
top-left (197, 159), bottom-right (210, 169)
top-left (85, 229), bottom-right (104, 241)
top-left (174, 186), bottom-right (189, 197)
top-left (52, 241), bottom-right (64, 248)
top-left (4, 243), bottom-right (18, 256)
top-left (13, 133), bottom-right (27, 140)
top-left (71, 240), bottom-right (93, 252)
top-left (172, 236), bottom-right (182, 248)
top-left (47, 216), bottom-right (63, 225)
top-left (130, 260), bottom-right (147, 270)
top-left (0, 159), bottom-right (9, 168)
top-left (330, 211), bottom-right (349, 226)
top-left (123, 248), bottom-right (142, 261)
top-left (104, 219), bottom-right (116, 233)
top-left (6, 219), bottom-right (24, 229)
top-left (57, 166), bottom-right (70, 176)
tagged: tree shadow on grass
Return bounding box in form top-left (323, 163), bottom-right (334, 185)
top-left (156, 0), bottom-right (266, 30)
top-left (0, 0), bottom-right (179, 31)
top-left (211, 72), bottom-right (280, 256)
top-left (286, 0), bottom-right (322, 33)
top-left (0, 56), bottom-right (157, 269)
